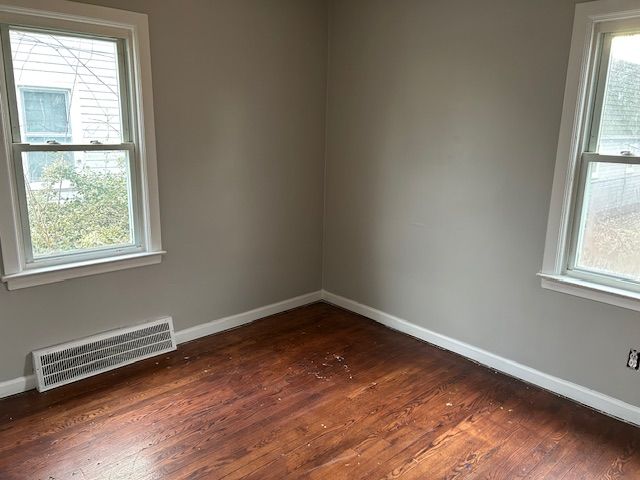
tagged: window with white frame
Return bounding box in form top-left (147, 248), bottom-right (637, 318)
top-left (0, 1), bottom-right (163, 290)
top-left (541, 0), bottom-right (640, 310)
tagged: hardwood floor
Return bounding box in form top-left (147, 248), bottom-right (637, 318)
top-left (0, 302), bottom-right (638, 479)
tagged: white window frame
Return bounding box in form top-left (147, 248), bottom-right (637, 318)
top-left (0, 0), bottom-right (163, 290)
top-left (541, 0), bottom-right (640, 311)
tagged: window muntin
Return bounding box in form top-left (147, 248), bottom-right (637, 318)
top-left (1, 25), bottom-right (141, 265)
top-left (569, 30), bottom-right (640, 287)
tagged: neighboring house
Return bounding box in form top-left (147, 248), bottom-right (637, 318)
top-left (10, 29), bottom-right (123, 183)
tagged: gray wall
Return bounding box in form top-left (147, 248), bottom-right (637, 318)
top-left (0, 0), bottom-right (327, 381)
top-left (323, 0), bottom-right (640, 407)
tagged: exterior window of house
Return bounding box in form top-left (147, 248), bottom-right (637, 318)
top-left (20, 88), bottom-right (73, 181)
top-left (541, 1), bottom-right (640, 311)
top-left (0, 1), bottom-right (163, 290)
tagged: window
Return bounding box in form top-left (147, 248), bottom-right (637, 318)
top-left (541, 0), bottom-right (640, 311)
top-left (20, 88), bottom-right (73, 182)
top-left (21, 88), bottom-right (71, 138)
top-left (0, 1), bottom-right (163, 290)
top-left (571, 32), bottom-right (640, 283)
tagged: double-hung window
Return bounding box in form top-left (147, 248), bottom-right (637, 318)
top-left (0, 1), bottom-right (163, 290)
top-left (541, 0), bottom-right (640, 310)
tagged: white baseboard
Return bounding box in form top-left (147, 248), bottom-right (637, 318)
top-left (0, 374), bottom-right (36, 399)
top-left (0, 290), bottom-right (323, 400)
top-left (321, 290), bottom-right (640, 427)
top-left (175, 290), bottom-right (323, 344)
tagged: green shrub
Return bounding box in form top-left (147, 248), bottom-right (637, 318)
top-left (25, 156), bottom-right (131, 257)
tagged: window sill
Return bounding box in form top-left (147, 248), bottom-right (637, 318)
top-left (538, 272), bottom-right (640, 312)
top-left (1, 251), bottom-right (165, 290)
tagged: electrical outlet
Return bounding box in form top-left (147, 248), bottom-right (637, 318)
top-left (627, 349), bottom-right (639, 370)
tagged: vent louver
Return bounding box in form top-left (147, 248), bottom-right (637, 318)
top-left (32, 317), bottom-right (176, 392)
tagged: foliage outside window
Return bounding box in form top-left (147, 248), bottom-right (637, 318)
top-left (25, 154), bottom-right (132, 257)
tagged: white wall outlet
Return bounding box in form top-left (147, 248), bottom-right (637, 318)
top-left (627, 349), bottom-right (639, 370)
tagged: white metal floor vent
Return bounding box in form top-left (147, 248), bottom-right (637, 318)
top-left (32, 317), bottom-right (176, 392)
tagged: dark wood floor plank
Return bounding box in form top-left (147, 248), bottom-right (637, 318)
top-left (0, 302), bottom-right (638, 480)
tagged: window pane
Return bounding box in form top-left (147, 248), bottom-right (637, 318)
top-left (10, 29), bottom-right (124, 144)
top-left (21, 150), bottom-right (135, 259)
top-left (598, 34), bottom-right (640, 155)
top-left (575, 162), bottom-right (640, 281)
top-left (22, 89), bottom-right (70, 134)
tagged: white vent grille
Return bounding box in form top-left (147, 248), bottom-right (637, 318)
top-left (32, 317), bottom-right (176, 392)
